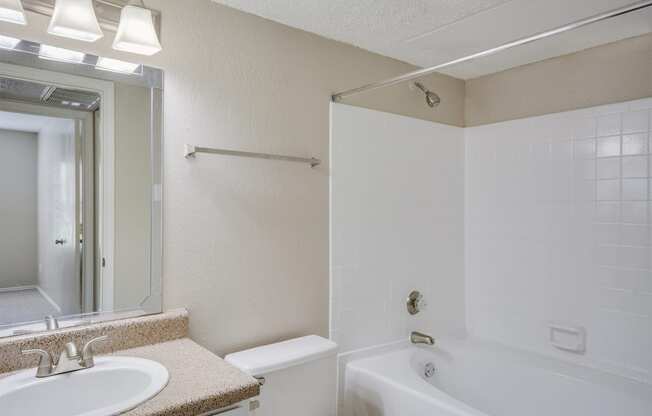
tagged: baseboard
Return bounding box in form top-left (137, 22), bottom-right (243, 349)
top-left (36, 286), bottom-right (62, 314)
top-left (0, 285), bottom-right (37, 293)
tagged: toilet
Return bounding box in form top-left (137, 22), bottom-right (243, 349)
top-left (225, 335), bottom-right (338, 416)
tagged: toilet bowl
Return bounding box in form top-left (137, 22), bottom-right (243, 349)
top-left (225, 335), bottom-right (338, 416)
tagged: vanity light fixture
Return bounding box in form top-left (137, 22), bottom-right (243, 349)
top-left (47, 0), bottom-right (103, 42)
top-left (112, 0), bottom-right (161, 56)
top-left (39, 44), bottom-right (85, 63)
top-left (0, 34), bottom-right (20, 49)
top-left (96, 56), bottom-right (141, 74)
top-left (0, 0), bottom-right (26, 25)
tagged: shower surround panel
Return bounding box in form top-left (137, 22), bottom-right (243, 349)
top-left (466, 97), bottom-right (652, 382)
top-left (330, 103), bottom-right (466, 355)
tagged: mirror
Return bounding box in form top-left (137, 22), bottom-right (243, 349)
top-left (0, 38), bottom-right (163, 337)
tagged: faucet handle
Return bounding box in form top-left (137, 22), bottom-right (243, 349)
top-left (22, 349), bottom-right (53, 377)
top-left (64, 342), bottom-right (80, 359)
top-left (81, 335), bottom-right (109, 367)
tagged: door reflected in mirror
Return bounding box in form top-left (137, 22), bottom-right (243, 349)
top-left (0, 41), bottom-right (162, 337)
top-left (0, 108), bottom-right (85, 323)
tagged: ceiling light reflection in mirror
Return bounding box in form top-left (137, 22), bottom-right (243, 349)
top-left (96, 57), bottom-right (142, 74)
top-left (25, 43), bottom-right (142, 75)
top-left (39, 44), bottom-right (85, 63)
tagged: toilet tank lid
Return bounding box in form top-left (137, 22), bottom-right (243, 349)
top-left (224, 335), bottom-right (338, 376)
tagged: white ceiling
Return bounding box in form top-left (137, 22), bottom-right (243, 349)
top-left (212, 0), bottom-right (652, 79)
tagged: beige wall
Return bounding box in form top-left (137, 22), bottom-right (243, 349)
top-left (466, 33), bottom-right (652, 126)
top-left (0, 0), bottom-right (465, 355)
top-left (0, 130), bottom-right (37, 289)
top-left (345, 72), bottom-right (465, 126)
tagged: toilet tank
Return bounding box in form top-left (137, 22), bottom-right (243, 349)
top-left (225, 335), bottom-right (338, 416)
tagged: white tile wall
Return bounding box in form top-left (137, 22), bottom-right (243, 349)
top-left (466, 98), bottom-right (652, 382)
top-left (330, 103), bottom-right (466, 354)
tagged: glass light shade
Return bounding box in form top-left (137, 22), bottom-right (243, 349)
top-left (48, 0), bottom-right (103, 42)
top-left (0, 0), bottom-right (26, 25)
top-left (112, 4), bottom-right (161, 56)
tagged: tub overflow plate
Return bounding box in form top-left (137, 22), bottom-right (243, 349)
top-left (424, 362), bottom-right (437, 378)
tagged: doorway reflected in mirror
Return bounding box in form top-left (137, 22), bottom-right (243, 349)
top-left (0, 40), bottom-right (163, 337)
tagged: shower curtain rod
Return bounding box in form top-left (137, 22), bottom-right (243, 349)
top-left (331, 0), bottom-right (652, 102)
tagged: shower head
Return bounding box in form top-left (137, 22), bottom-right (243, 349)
top-left (413, 82), bottom-right (441, 108)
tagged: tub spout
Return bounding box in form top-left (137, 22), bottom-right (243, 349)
top-left (410, 331), bottom-right (435, 346)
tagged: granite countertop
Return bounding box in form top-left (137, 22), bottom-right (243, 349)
top-left (117, 338), bottom-right (260, 416)
top-left (0, 311), bottom-right (258, 415)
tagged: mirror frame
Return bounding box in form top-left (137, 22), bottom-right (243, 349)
top-left (0, 38), bottom-right (163, 337)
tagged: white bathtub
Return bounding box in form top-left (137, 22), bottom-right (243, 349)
top-left (342, 338), bottom-right (652, 416)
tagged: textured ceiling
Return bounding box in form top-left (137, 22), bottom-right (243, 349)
top-left (213, 0), bottom-right (652, 79)
top-left (214, 0), bottom-right (512, 52)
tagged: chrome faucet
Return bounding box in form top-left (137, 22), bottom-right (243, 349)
top-left (22, 335), bottom-right (109, 378)
top-left (410, 331), bottom-right (435, 346)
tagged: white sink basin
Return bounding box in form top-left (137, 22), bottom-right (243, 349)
top-left (0, 356), bottom-right (169, 416)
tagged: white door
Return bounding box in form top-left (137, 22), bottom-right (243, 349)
top-left (37, 117), bottom-right (80, 316)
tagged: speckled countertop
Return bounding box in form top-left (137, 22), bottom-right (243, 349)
top-left (0, 311), bottom-right (260, 416)
top-left (117, 338), bottom-right (260, 416)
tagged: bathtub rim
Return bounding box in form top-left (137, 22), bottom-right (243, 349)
top-left (336, 335), bottom-right (652, 415)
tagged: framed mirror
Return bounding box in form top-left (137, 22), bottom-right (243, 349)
top-left (0, 37), bottom-right (163, 338)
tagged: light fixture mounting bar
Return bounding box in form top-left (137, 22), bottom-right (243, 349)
top-left (21, 0), bottom-right (160, 33)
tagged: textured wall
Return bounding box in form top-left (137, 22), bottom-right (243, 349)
top-left (0, 1), bottom-right (465, 355)
top-left (0, 130), bottom-right (38, 289)
top-left (466, 34), bottom-right (652, 126)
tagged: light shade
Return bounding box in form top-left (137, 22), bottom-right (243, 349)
top-left (0, 0), bottom-right (26, 25)
top-left (48, 0), bottom-right (103, 42)
top-left (112, 4), bottom-right (161, 56)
